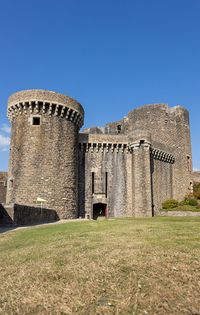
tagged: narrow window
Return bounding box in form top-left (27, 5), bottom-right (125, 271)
top-left (9, 179), bottom-right (13, 188)
top-left (190, 181), bottom-right (193, 194)
top-left (117, 125), bottom-right (121, 134)
top-left (92, 172), bottom-right (95, 194)
top-left (32, 116), bottom-right (41, 125)
top-left (187, 156), bottom-right (191, 172)
top-left (105, 172), bottom-right (108, 198)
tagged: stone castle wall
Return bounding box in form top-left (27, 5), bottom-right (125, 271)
top-left (127, 104), bottom-right (192, 200)
top-left (6, 90), bottom-right (84, 219)
top-left (1, 90), bottom-right (193, 223)
top-left (151, 155), bottom-right (174, 214)
top-left (80, 103), bottom-right (192, 218)
top-left (0, 203), bottom-right (58, 226)
top-left (0, 172), bottom-right (7, 204)
top-left (78, 134), bottom-right (131, 218)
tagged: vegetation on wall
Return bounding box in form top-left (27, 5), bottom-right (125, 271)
top-left (162, 199), bottom-right (179, 209)
top-left (194, 183), bottom-right (200, 200)
top-left (162, 195), bottom-right (200, 212)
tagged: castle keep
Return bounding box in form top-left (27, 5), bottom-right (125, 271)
top-left (0, 90), bottom-right (195, 224)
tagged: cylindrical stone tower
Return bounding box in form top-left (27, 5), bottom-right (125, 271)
top-left (6, 90), bottom-right (84, 219)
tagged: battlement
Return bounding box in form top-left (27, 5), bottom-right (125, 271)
top-left (7, 90), bottom-right (84, 128)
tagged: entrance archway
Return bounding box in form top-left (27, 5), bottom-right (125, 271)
top-left (93, 203), bottom-right (107, 220)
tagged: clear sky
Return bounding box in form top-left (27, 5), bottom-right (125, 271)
top-left (0, 0), bottom-right (200, 171)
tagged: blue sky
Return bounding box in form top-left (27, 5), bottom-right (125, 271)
top-left (0, 0), bottom-right (200, 171)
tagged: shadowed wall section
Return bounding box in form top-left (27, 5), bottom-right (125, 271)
top-left (0, 172), bottom-right (7, 204)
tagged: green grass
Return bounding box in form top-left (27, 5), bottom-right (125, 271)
top-left (1, 217), bottom-right (200, 315)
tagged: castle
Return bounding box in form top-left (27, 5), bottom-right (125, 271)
top-left (0, 89), bottom-right (199, 225)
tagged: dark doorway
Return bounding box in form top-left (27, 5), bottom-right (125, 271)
top-left (93, 203), bottom-right (107, 220)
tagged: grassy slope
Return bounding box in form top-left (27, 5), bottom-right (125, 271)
top-left (0, 217), bottom-right (200, 315)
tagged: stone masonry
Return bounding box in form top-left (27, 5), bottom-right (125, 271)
top-left (1, 90), bottom-right (195, 224)
top-left (79, 104), bottom-right (193, 218)
top-left (0, 172), bottom-right (7, 204)
top-left (6, 90), bottom-right (84, 220)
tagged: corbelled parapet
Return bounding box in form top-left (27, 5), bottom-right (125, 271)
top-left (7, 90), bottom-right (84, 128)
top-left (150, 148), bottom-right (175, 164)
top-left (79, 142), bottom-right (130, 153)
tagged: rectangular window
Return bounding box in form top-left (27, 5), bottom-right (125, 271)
top-left (117, 125), bottom-right (122, 134)
top-left (32, 116), bottom-right (41, 125)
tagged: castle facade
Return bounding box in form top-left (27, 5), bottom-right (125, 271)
top-left (0, 90), bottom-right (195, 224)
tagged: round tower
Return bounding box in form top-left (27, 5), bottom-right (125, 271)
top-left (6, 90), bottom-right (84, 219)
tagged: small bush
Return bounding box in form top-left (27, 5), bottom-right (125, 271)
top-left (184, 197), bottom-right (198, 207)
top-left (162, 199), bottom-right (179, 209)
top-left (189, 199), bottom-right (198, 206)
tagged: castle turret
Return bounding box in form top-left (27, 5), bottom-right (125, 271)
top-left (6, 90), bottom-right (84, 219)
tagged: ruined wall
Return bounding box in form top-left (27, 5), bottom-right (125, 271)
top-left (0, 172), bottom-right (7, 204)
top-left (7, 90), bottom-right (84, 219)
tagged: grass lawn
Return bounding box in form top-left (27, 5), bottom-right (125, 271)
top-left (0, 217), bottom-right (200, 315)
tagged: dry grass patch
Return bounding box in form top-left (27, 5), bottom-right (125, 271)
top-left (0, 217), bottom-right (200, 315)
